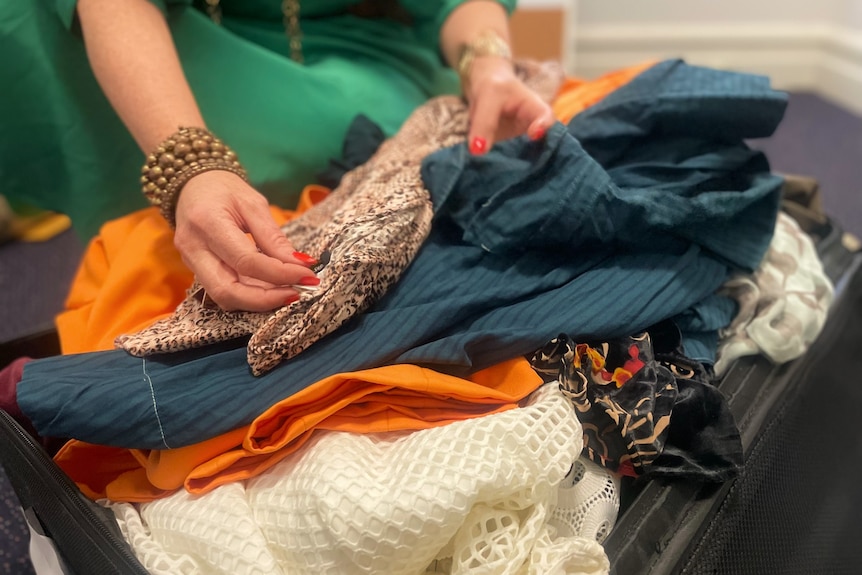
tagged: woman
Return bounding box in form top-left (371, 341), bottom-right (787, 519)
top-left (1, 0), bottom-right (554, 312)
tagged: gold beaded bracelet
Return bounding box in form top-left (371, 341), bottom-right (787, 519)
top-left (456, 29), bottom-right (512, 88)
top-left (141, 127), bottom-right (248, 227)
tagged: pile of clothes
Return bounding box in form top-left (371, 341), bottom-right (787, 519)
top-left (14, 60), bottom-right (834, 574)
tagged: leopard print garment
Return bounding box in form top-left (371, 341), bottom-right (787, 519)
top-left (116, 60), bottom-right (565, 375)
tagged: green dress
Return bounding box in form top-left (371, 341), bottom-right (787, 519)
top-left (1, 0), bottom-right (514, 239)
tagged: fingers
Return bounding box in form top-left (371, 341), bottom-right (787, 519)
top-left (466, 65), bottom-right (556, 155)
top-left (201, 218), bottom-right (313, 287)
top-left (188, 249), bottom-right (304, 312)
top-left (526, 104), bottom-right (556, 141)
top-left (241, 197), bottom-right (301, 263)
top-left (174, 172), bottom-right (321, 311)
top-left (467, 83), bottom-right (504, 155)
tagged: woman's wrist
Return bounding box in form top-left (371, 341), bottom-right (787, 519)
top-left (456, 29), bottom-right (513, 91)
top-left (141, 126), bottom-right (248, 227)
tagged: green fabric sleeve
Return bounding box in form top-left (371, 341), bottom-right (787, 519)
top-left (47, 0), bottom-right (191, 31)
top-left (399, 0), bottom-right (518, 56)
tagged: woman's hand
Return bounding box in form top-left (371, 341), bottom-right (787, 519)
top-left (173, 171), bottom-right (319, 312)
top-left (463, 55), bottom-right (556, 155)
top-left (80, 1), bottom-right (319, 313)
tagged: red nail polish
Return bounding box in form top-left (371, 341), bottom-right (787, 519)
top-left (470, 137), bottom-right (487, 155)
top-left (529, 125), bottom-right (547, 140)
top-left (299, 276), bottom-right (320, 286)
top-left (293, 251), bottom-right (318, 266)
top-left (284, 294), bottom-right (300, 306)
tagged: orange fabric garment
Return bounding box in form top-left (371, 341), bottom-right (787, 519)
top-left (54, 358), bottom-right (542, 502)
top-left (56, 185), bottom-right (330, 354)
top-left (552, 61), bottom-right (657, 124)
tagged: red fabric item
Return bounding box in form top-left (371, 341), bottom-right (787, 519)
top-left (0, 356), bottom-right (66, 454)
top-left (0, 357), bottom-right (31, 425)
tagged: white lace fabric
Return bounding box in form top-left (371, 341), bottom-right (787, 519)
top-left (108, 384), bottom-right (615, 575)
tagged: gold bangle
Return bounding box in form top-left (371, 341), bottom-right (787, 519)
top-left (141, 127), bottom-right (247, 227)
top-left (456, 29), bottom-right (512, 87)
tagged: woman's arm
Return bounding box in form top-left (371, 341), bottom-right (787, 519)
top-left (439, 1), bottom-right (555, 154)
top-left (439, 1), bottom-right (510, 69)
top-left (77, 0), bottom-right (204, 152)
top-left (76, 0), bottom-right (317, 312)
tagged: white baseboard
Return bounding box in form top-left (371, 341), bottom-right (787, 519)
top-left (817, 33), bottom-right (862, 116)
top-left (572, 23), bottom-right (862, 116)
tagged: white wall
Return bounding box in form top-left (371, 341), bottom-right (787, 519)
top-left (578, 0), bottom-right (840, 25)
top-left (516, 0), bottom-right (570, 7)
top-left (842, 0), bottom-right (862, 28)
top-left (570, 0), bottom-right (862, 115)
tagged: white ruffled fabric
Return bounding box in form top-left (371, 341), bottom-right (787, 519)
top-left (108, 384), bottom-right (614, 575)
top-left (715, 212), bottom-right (834, 375)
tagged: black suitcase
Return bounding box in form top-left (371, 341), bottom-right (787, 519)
top-left (2, 217), bottom-right (859, 575)
top-left (0, 408), bottom-right (149, 574)
top-left (605, 220), bottom-right (862, 574)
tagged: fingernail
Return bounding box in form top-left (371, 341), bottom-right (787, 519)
top-left (469, 137), bottom-right (488, 155)
top-left (292, 251), bottom-right (318, 266)
top-left (529, 125), bottom-right (547, 140)
top-left (299, 276), bottom-right (320, 286)
top-left (284, 294), bottom-right (300, 306)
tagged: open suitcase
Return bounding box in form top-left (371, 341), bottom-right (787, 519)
top-left (2, 200), bottom-right (860, 574)
top-left (604, 218), bottom-right (862, 575)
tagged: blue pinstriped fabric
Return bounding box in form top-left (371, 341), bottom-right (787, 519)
top-left (19, 234), bottom-right (732, 449)
top-left (18, 60), bottom-right (787, 449)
